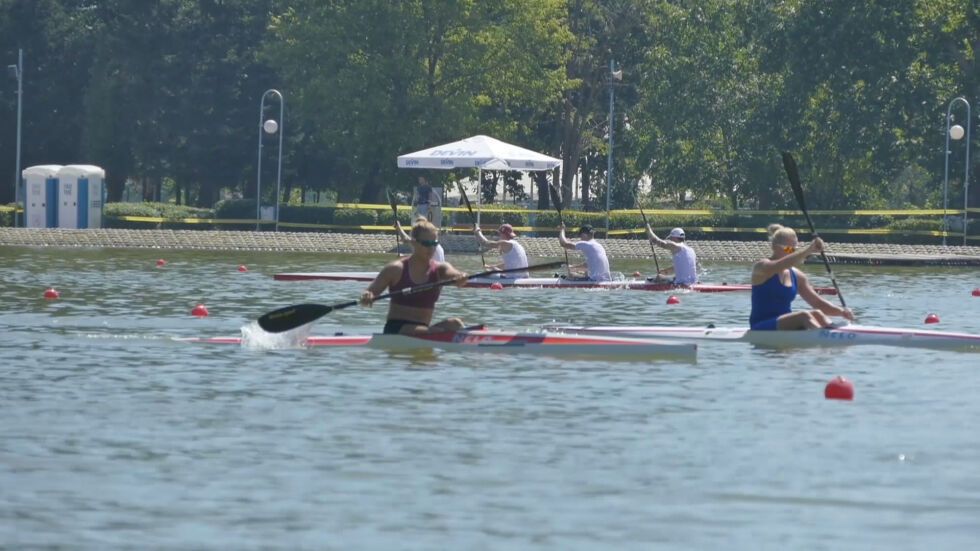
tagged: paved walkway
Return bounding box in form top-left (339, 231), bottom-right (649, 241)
top-left (2, 228), bottom-right (980, 265)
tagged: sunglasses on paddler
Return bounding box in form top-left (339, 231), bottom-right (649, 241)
top-left (419, 239), bottom-right (439, 248)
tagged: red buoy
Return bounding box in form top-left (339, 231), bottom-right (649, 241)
top-left (632, 271), bottom-right (642, 278)
top-left (924, 313), bottom-right (939, 324)
top-left (972, 288), bottom-right (980, 297)
top-left (490, 282), bottom-right (503, 290)
top-left (666, 295), bottom-right (680, 305)
top-left (191, 303), bottom-right (209, 317)
top-left (238, 265), bottom-right (247, 272)
top-left (43, 287), bottom-right (59, 299)
top-left (825, 376), bottom-right (854, 401)
top-left (156, 259), bottom-right (166, 266)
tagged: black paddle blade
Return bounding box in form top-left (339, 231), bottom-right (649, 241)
top-left (457, 181), bottom-right (474, 213)
top-left (781, 152), bottom-right (808, 214)
top-left (258, 303), bottom-right (337, 333)
top-left (385, 187), bottom-right (399, 214)
top-left (547, 183), bottom-right (563, 215)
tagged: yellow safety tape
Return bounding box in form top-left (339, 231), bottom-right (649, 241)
top-left (333, 204), bottom-right (970, 217)
top-left (103, 215), bottom-right (970, 239)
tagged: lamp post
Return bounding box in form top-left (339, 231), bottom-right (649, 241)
top-left (942, 97), bottom-right (971, 246)
top-left (7, 49), bottom-right (22, 227)
top-left (256, 89), bottom-right (284, 231)
top-left (605, 58), bottom-right (622, 237)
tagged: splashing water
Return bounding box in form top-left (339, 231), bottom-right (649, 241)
top-left (239, 321), bottom-right (312, 349)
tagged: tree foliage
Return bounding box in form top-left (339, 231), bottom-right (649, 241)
top-left (1, 0), bottom-right (976, 220)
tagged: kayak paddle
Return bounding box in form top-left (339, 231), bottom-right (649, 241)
top-left (385, 187), bottom-right (400, 255)
top-left (258, 261), bottom-right (565, 333)
top-left (457, 181), bottom-right (486, 267)
top-left (547, 182), bottom-right (572, 276)
top-left (636, 200), bottom-right (662, 276)
top-left (781, 152), bottom-right (847, 309)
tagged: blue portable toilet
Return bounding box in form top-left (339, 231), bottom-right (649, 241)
top-left (22, 165), bottom-right (63, 228)
top-left (56, 165), bottom-right (106, 229)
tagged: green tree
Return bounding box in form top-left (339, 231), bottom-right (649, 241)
top-left (266, 0), bottom-right (569, 203)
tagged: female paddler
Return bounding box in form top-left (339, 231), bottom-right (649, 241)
top-left (749, 225), bottom-right (854, 330)
top-left (360, 218), bottom-right (467, 334)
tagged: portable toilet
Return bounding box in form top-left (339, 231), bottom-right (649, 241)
top-left (22, 165), bottom-right (63, 228)
top-left (56, 165), bottom-right (105, 229)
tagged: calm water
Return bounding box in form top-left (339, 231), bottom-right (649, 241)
top-left (2, 245), bottom-right (979, 550)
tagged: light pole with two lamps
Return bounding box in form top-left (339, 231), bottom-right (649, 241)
top-left (942, 97), bottom-right (971, 246)
top-left (256, 89), bottom-right (284, 231)
top-left (7, 49), bottom-right (23, 227)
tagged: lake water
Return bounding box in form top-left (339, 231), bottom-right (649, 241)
top-left (2, 246), bottom-right (979, 550)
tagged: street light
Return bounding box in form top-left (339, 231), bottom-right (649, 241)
top-left (605, 58), bottom-right (622, 237)
top-left (942, 97), bottom-right (971, 246)
top-left (7, 49), bottom-right (22, 227)
top-left (256, 89), bottom-right (284, 231)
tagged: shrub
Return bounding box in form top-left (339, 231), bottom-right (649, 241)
top-left (333, 208), bottom-right (377, 228)
top-left (104, 202), bottom-right (215, 229)
top-left (1, 205), bottom-right (16, 227)
top-left (280, 205), bottom-right (336, 225)
top-left (377, 208), bottom-right (412, 226)
top-left (454, 204), bottom-right (529, 226)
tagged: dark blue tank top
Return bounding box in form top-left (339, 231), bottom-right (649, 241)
top-left (749, 269), bottom-right (797, 326)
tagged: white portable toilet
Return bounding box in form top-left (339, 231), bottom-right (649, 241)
top-left (56, 165), bottom-right (106, 229)
top-left (22, 165), bottom-right (63, 228)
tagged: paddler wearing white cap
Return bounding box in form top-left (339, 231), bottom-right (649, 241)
top-left (645, 226), bottom-right (698, 285)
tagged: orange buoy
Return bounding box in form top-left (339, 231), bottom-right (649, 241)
top-left (191, 303), bottom-right (209, 317)
top-left (824, 376), bottom-right (854, 401)
top-left (924, 313), bottom-right (939, 324)
top-left (666, 295), bottom-right (680, 305)
top-left (43, 287), bottom-right (59, 299)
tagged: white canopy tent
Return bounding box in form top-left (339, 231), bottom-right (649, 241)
top-left (397, 135), bottom-right (561, 225)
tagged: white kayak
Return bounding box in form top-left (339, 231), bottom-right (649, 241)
top-left (179, 328), bottom-right (697, 361)
top-left (273, 271), bottom-right (838, 295)
top-left (544, 324), bottom-right (980, 351)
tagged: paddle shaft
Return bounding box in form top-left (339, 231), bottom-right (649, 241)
top-left (547, 183), bottom-right (573, 275)
top-left (258, 261), bottom-right (565, 333)
top-left (457, 181), bottom-right (486, 266)
top-left (781, 152), bottom-right (847, 309)
top-left (636, 203), bottom-right (662, 274)
top-left (386, 187), bottom-right (400, 255)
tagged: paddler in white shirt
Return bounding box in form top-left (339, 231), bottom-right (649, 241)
top-left (395, 216), bottom-right (445, 262)
top-left (645, 226), bottom-right (698, 285)
top-left (474, 223), bottom-right (529, 278)
top-left (557, 223), bottom-right (612, 282)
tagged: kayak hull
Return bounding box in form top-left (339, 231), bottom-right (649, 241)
top-left (180, 329), bottom-right (697, 361)
top-left (545, 324), bottom-right (980, 351)
top-left (273, 272), bottom-right (837, 295)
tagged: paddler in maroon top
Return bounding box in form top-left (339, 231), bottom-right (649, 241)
top-left (360, 218), bottom-right (468, 334)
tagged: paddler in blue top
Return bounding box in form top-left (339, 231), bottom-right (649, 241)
top-left (750, 225), bottom-right (854, 330)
